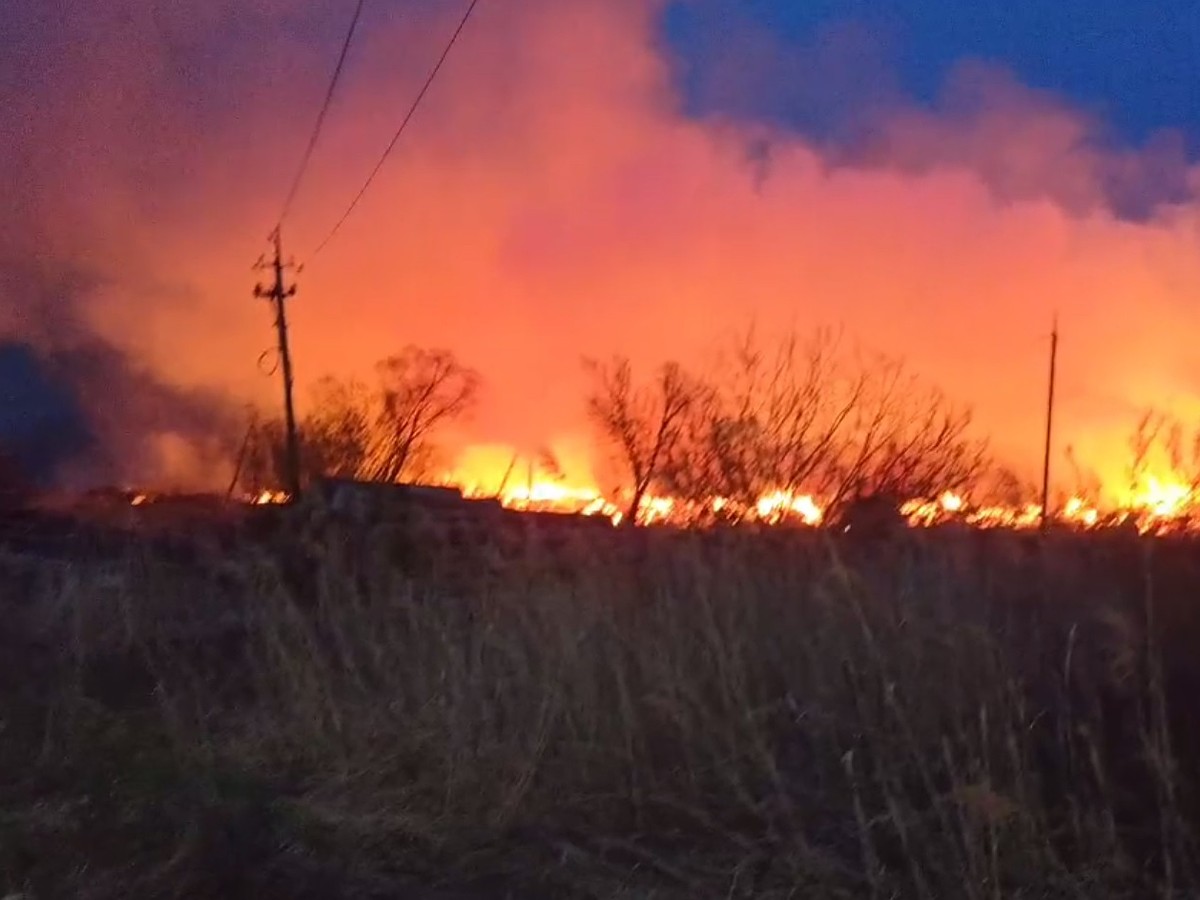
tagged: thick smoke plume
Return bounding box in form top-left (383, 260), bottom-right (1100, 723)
top-left (2, 0), bottom-right (1199, 499)
top-left (0, 260), bottom-right (240, 490)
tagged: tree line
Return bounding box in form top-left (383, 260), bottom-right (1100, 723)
top-left (586, 329), bottom-right (988, 524)
top-left (243, 329), bottom-right (989, 524)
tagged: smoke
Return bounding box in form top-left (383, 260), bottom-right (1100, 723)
top-left (0, 259), bottom-right (241, 490)
top-left (839, 62), bottom-right (1196, 220)
top-left (0, 342), bottom-right (90, 487)
top-left (667, 4), bottom-right (1196, 219)
top-left (2, 0), bottom-right (1199, 499)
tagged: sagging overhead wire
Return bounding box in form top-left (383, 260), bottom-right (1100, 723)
top-left (277, 0), bottom-right (369, 225)
top-left (308, 0), bottom-right (482, 260)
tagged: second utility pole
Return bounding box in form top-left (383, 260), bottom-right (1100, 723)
top-left (1040, 315), bottom-right (1059, 531)
top-left (255, 228), bottom-right (302, 499)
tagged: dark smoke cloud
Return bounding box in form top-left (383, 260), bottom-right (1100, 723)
top-left (836, 63), bottom-right (1196, 220)
top-left (667, 8), bottom-right (1196, 220)
top-left (0, 342), bottom-right (90, 487)
top-left (0, 0), bottom-right (267, 492)
top-left (0, 259), bottom-right (241, 490)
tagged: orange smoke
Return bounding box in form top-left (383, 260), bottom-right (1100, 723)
top-left (4, 0), bottom-right (1200, 503)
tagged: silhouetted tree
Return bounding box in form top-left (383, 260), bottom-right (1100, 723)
top-left (362, 348), bottom-right (480, 483)
top-left (586, 356), bottom-right (698, 525)
top-left (302, 376), bottom-right (374, 479)
top-left (242, 347), bottom-right (479, 492)
top-left (590, 328), bottom-right (988, 524)
top-left (821, 355), bottom-right (987, 514)
top-left (660, 329), bottom-right (868, 517)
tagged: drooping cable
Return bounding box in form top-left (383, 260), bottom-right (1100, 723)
top-left (309, 0), bottom-right (482, 259)
top-left (278, 0), bottom-right (368, 224)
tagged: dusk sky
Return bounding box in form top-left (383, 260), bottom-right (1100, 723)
top-left (2, 0), bottom-right (1200, 496)
top-left (668, 0), bottom-right (1200, 146)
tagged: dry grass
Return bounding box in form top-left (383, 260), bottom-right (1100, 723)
top-left (1, 509), bottom-right (1198, 898)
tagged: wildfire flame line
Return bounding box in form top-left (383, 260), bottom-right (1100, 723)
top-left (124, 470), bottom-right (1200, 535)
top-left (467, 478), bottom-right (1199, 534)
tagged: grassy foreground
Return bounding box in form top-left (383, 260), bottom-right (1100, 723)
top-left (2, 508), bottom-right (1198, 898)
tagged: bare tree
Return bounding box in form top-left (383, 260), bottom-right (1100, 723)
top-left (585, 356), bottom-right (698, 525)
top-left (595, 329), bottom-right (988, 525)
top-left (821, 356), bottom-right (988, 515)
top-left (660, 329), bottom-right (867, 518)
top-left (363, 348), bottom-right (480, 483)
top-left (302, 376), bottom-right (373, 479)
top-left (241, 347), bottom-right (479, 492)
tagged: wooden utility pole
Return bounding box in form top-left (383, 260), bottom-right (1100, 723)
top-left (254, 228), bottom-right (302, 499)
top-left (1040, 316), bottom-right (1059, 531)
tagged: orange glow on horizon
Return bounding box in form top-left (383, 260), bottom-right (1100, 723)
top-left (9, 1), bottom-right (1200, 500)
top-left (110, 441), bottom-right (1200, 535)
top-left (443, 443), bottom-right (1200, 534)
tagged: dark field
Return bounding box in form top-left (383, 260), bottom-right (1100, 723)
top-left (2, 498), bottom-right (1200, 898)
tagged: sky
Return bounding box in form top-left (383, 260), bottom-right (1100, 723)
top-left (666, 0), bottom-right (1200, 147)
top-left (1, 0), bottom-right (1199, 498)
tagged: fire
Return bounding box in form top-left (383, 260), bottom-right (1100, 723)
top-left (501, 482), bottom-right (602, 509)
top-left (444, 448), bottom-right (1191, 533)
top-left (126, 489), bottom-right (291, 507)
top-left (1063, 496), bottom-right (1099, 528)
top-left (1131, 476), bottom-right (1192, 520)
top-left (640, 495), bottom-right (676, 525)
top-left (113, 461), bottom-right (1200, 536)
top-left (113, 441), bottom-right (1200, 535)
top-left (965, 504), bottom-right (1043, 530)
top-left (755, 491), bottom-right (824, 526)
top-left (900, 491), bottom-right (966, 527)
top-left (459, 476), bottom-right (625, 522)
top-left (449, 450), bottom-right (1024, 530)
top-left (106, 445), bottom-right (1200, 532)
top-left (452, 455), bottom-right (828, 527)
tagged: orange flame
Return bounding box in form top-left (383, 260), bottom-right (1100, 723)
top-left (117, 448), bottom-right (1200, 536)
top-left (755, 491), bottom-right (824, 526)
top-left (444, 448), bottom-right (1200, 533)
top-left (1131, 476), bottom-right (1191, 520)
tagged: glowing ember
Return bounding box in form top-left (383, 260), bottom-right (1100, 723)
top-left (253, 490), bottom-right (291, 506)
top-left (1063, 496), bottom-right (1099, 528)
top-left (900, 498), bottom-right (941, 527)
top-left (639, 495), bottom-right (676, 525)
top-left (964, 504), bottom-right (1042, 530)
top-left (940, 491), bottom-right (965, 513)
top-left (755, 491), bottom-right (824, 526)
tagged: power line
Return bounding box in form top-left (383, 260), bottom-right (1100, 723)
top-left (309, 0), bottom-right (482, 259)
top-left (278, 0), bottom-right (368, 225)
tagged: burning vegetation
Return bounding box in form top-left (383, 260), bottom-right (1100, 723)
top-left (98, 327), bottom-right (1185, 539)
